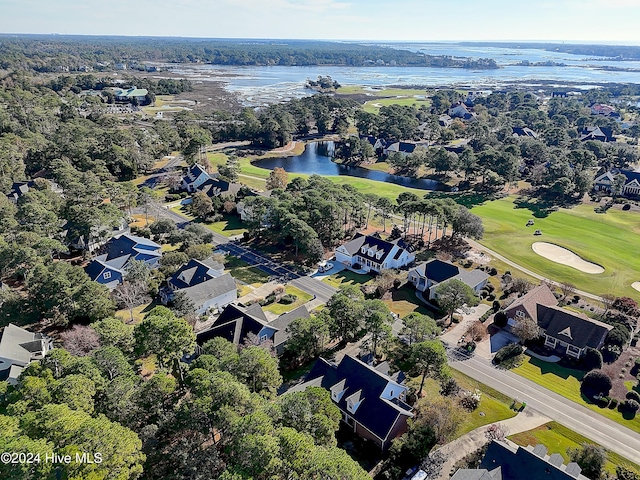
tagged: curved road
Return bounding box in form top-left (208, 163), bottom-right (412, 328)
top-left (465, 238), bottom-right (603, 302)
top-left (449, 351), bottom-right (640, 464)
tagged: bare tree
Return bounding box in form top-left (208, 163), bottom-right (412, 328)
top-left (600, 293), bottom-right (615, 316)
top-left (60, 325), bottom-right (101, 356)
top-left (511, 277), bottom-right (532, 295)
top-left (560, 281), bottom-right (576, 300)
top-left (485, 423), bottom-right (509, 442)
top-left (465, 320), bottom-right (487, 342)
top-left (512, 315), bottom-right (542, 343)
top-left (112, 282), bottom-right (147, 323)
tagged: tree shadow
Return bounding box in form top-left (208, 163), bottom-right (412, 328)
top-left (513, 192), bottom-right (583, 218)
top-left (528, 355), bottom-right (585, 380)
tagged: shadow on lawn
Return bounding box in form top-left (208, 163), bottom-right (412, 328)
top-left (528, 355), bottom-right (585, 381)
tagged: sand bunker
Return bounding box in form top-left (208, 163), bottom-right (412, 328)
top-left (632, 282), bottom-right (640, 292)
top-left (531, 242), bottom-right (604, 274)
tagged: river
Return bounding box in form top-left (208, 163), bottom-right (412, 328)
top-left (256, 141), bottom-right (445, 191)
top-left (167, 42), bottom-right (640, 106)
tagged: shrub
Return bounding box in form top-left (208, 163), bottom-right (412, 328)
top-left (622, 399), bottom-right (640, 413)
top-left (165, 193), bottom-right (182, 202)
top-left (489, 267), bottom-right (498, 276)
top-left (279, 294), bottom-right (297, 305)
top-left (260, 294), bottom-right (276, 306)
top-left (597, 396), bottom-right (610, 408)
top-left (492, 300), bottom-right (501, 312)
top-left (493, 311), bottom-right (508, 328)
top-left (626, 391), bottom-right (640, 403)
top-left (440, 377), bottom-right (460, 397)
top-left (581, 369), bottom-right (613, 396)
top-left (609, 398), bottom-right (619, 409)
top-left (623, 204), bottom-right (631, 211)
top-left (452, 313), bottom-right (463, 324)
top-left (459, 389), bottom-right (482, 411)
top-left (635, 357), bottom-right (640, 368)
top-left (582, 348), bottom-right (603, 371)
top-left (479, 310), bottom-right (492, 323)
top-left (493, 343), bottom-right (524, 369)
top-left (273, 285), bottom-right (285, 295)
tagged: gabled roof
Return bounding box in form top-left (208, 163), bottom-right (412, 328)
top-left (198, 177), bottom-right (241, 198)
top-left (536, 304), bottom-right (613, 349)
top-left (338, 233), bottom-right (407, 265)
top-left (183, 163), bottom-right (210, 184)
top-left (504, 284), bottom-right (557, 322)
top-left (270, 305), bottom-right (311, 348)
top-left (479, 440), bottom-right (590, 480)
top-left (178, 273), bottom-right (237, 308)
top-left (169, 258), bottom-right (224, 289)
top-left (305, 355), bottom-right (412, 442)
top-left (455, 269), bottom-right (490, 289)
top-left (620, 169), bottom-right (640, 184)
top-left (580, 126), bottom-right (614, 142)
top-left (512, 127), bottom-right (538, 139)
top-left (196, 303), bottom-right (269, 345)
top-left (385, 142), bottom-right (416, 154)
top-left (412, 259), bottom-right (460, 283)
top-left (104, 234), bottom-right (161, 261)
top-left (0, 324), bottom-right (51, 367)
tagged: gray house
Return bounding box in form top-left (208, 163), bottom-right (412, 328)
top-left (0, 324), bottom-right (54, 385)
top-left (160, 258), bottom-right (236, 315)
top-left (408, 259), bottom-right (489, 300)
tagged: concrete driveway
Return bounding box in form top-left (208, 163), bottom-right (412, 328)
top-left (311, 262), bottom-right (346, 279)
top-left (440, 303), bottom-right (491, 346)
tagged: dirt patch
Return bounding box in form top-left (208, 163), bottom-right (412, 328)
top-left (531, 242), bottom-right (604, 274)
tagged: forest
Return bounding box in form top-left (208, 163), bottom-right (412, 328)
top-left (0, 35), bottom-right (499, 71)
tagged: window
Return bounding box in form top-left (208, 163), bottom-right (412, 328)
top-left (260, 334), bottom-right (268, 342)
top-left (103, 271), bottom-right (112, 280)
top-left (516, 310), bottom-right (525, 318)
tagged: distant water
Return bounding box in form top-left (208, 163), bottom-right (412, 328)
top-left (168, 43), bottom-right (640, 106)
top-left (256, 141), bottom-right (445, 191)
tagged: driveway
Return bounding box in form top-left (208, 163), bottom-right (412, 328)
top-left (440, 303), bottom-right (491, 346)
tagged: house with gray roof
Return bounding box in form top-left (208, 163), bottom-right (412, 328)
top-left (160, 257), bottom-right (236, 315)
top-left (448, 440), bottom-right (590, 480)
top-left (290, 355), bottom-right (413, 451)
top-left (196, 303), bottom-right (310, 353)
top-left (181, 163), bottom-right (212, 192)
top-left (0, 324), bottom-right (54, 385)
top-left (408, 258), bottom-right (489, 300)
top-left (335, 233), bottom-right (415, 273)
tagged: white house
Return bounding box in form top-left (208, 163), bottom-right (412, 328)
top-left (181, 163), bottom-right (212, 192)
top-left (408, 259), bottom-right (489, 300)
top-left (335, 234), bottom-right (415, 273)
top-left (594, 170), bottom-right (640, 197)
top-left (0, 324), bottom-right (54, 385)
top-left (448, 102), bottom-right (476, 121)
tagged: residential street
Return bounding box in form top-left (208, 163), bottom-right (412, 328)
top-left (448, 351), bottom-right (640, 464)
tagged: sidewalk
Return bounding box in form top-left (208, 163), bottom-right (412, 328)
top-left (432, 409), bottom-right (550, 480)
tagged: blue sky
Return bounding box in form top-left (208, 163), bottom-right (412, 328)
top-left (1, 0), bottom-right (640, 44)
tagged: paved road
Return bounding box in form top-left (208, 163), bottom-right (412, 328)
top-left (465, 238), bottom-right (602, 302)
top-left (448, 349), bottom-right (640, 464)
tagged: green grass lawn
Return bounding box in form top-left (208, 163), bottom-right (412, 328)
top-left (513, 355), bottom-right (640, 434)
top-left (263, 285), bottom-right (314, 315)
top-left (383, 286), bottom-right (437, 318)
top-left (509, 421), bottom-right (640, 475)
top-left (363, 96), bottom-right (432, 114)
top-left (224, 256), bottom-right (270, 286)
top-left (472, 196), bottom-right (640, 299)
top-left (322, 270), bottom-right (373, 289)
top-left (204, 215), bottom-right (247, 237)
top-left (116, 299), bottom-right (160, 324)
top-left (451, 370), bottom-right (517, 435)
top-left (169, 204), bottom-right (195, 220)
top-left (362, 161), bottom-right (391, 172)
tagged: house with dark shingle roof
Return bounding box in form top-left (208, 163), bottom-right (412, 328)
top-left (198, 177), bottom-right (242, 199)
top-left (0, 324), bottom-right (54, 385)
top-left (448, 440), bottom-right (589, 480)
top-left (196, 303), bottom-right (310, 353)
top-left (85, 234), bottom-right (161, 289)
top-left (503, 284), bottom-right (558, 327)
top-left (335, 233), bottom-right (415, 273)
top-left (408, 259), bottom-right (489, 300)
top-left (160, 257), bottom-right (236, 315)
top-left (537, 304), bottom-right (613, 359)
top-left (289, 355), bottom-right (413, 451)
top-left (448, 101), bottom-right (476, 121)
top-left (383, 142), bottom-right (417, 158)
top-left (579, 126), bottom-right (614, 143)
top-left (6, 181), bottom-right (36, 202)
top-left (512, 127), bottom-right (538, 139)
top-left (594, 169), bottom-right (640, 197)
top-left (181, 163), bottom-right (212, 192)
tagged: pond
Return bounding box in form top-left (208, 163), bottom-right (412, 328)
top-left (255, 141), bottom-right (446, 191)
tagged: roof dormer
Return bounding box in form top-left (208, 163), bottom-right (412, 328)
top-left (330, 379), bottom-right (347, 403)
top-left (345, 390), bottom-right (364, 414)
top-left (375, 250), bottom-right (383, 260)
